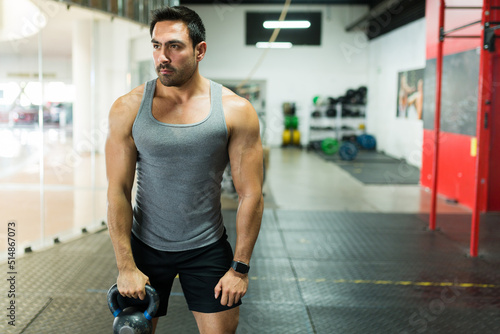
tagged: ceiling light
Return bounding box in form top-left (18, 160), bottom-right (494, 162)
top-left (256, 42), bottom-right (293, 49)
top-left (0, 0), bottom-right (47, 42)
top-left (263, 20), bottom-right (311, 29)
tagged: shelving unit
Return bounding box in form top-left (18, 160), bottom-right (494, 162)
top-left (307, 100), bottom-right (366, 150)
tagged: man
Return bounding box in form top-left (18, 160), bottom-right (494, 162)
top-left (105, 6), bottom-right (263, 333)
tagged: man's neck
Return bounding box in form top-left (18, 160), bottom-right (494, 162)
top-left (155, 72), bottom-right (209, 104)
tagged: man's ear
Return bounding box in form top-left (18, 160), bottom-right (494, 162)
top-left (195, 41), bottom-right (207, 62)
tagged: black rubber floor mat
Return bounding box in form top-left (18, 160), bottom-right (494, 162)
top-left (5, 210), bottom-right (500, 334)
top-left (338, 160), bottom-right (420, 184)
top-left (320, 150), bottom-right (400, 163)
top-left (317, 150), bottom-right (421, 184)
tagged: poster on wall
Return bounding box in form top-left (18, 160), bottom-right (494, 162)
top-left (397, 68), bottom-right (424, 120)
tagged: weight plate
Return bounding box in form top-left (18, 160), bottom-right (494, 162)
top-left (357, 134), bottom-right (376, 150)
top-left (326, 108), bottom-right (336, 118)
top-left (339, 142), bottom-right (358, 160)
top-left (321, 138), bottom-right (339, 155)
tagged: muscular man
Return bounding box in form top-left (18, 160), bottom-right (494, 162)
top-left (105, 6), bottom-right (263, 333)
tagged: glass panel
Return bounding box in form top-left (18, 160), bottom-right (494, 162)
top-left (1, 0), bottom-right (146, 260)
top-left (70, 0), bottom-right (85, 5)
top-left (44, 190), bottom-right (74, 237)
top-left (1, 0), bottom-right (110, 257)
top-left (141, 0), bottom-right (146, 12)
top-left (110, 0), bottom-right (118, 14)
top-left (0, 0), bottom-right (44, 256)
top-left (90, 0), bottom-right (107, 11)
top-left (0, 81), bottom-right (42, 185)
top-left (1, 188), bottom-right (42, 250)
top-left (126, 0), bottom-right (135, 20)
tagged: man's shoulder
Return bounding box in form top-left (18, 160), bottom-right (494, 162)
top-left (221, 86), bottom-right (254, 115)
top-left (108, 83), bottom-right (148, 130)
top-left (114, 84), bottom-right (147, 111)
top-left (220, 86), bottom-right (258, 135)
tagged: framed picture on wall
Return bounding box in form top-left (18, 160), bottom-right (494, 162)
top-left (397, 68), bottom-right (424, 120)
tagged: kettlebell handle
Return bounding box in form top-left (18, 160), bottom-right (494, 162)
top-left (107, 283), bottom-right (159, 320)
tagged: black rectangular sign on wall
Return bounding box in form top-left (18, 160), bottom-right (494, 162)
top-left (423, 49), bottom-right (480, 136)
top-left (246, 12), bottom-right (322, 46)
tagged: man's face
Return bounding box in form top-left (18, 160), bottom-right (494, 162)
top-left (151, 20), bottom-right (199, 87)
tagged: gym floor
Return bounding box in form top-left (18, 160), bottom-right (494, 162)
top-left (2, 148), bottom-right (500, 334)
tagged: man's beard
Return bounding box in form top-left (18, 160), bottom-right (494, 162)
top-left (156, 61), bottom-right (197, 87)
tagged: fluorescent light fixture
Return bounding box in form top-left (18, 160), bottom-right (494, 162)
top-left (263, 20), bottom-right (311, 29)
top-left (256, 42), bottom-right (293, 49)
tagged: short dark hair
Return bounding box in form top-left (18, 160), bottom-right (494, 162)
top-left (150, 6), bottom-right (206, 48)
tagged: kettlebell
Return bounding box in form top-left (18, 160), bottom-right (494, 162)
top-left (107, 284), bottom-right (160, 334)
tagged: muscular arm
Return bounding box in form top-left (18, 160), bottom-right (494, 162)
top-left (228, 104), bottom-right (264, 265)
top-left (215, 96), bottom-right (264, 307)
top-left (106, 93), bottom-right (149, 299)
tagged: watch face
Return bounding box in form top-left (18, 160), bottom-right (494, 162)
top-left (232, 261), bottom-right (249, 274)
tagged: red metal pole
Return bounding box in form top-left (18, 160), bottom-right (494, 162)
top-left (430, 0), bottom-right (446, 231)
top-left (470, 0), bottom-right (493, 257)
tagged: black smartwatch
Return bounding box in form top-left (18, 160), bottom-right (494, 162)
top-left (231, 260), bottom-right (250, 274)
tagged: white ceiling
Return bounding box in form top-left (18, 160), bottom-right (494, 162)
top-left (0, 0), bottom-right (117, 57)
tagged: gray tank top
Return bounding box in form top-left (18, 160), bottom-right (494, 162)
top-left (131, 79), bottom-right (229, 251)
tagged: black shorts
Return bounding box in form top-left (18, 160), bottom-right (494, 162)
top-left (130, 232), bottom-right (241, 316)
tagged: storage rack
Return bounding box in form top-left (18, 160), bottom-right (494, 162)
top-left (307, 89), bottom-right (367, 152)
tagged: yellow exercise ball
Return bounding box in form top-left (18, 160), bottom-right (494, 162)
top-left (282, 130), bottom-right (291, 145)
top-left (292, 130), bottom-right (301, 145)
